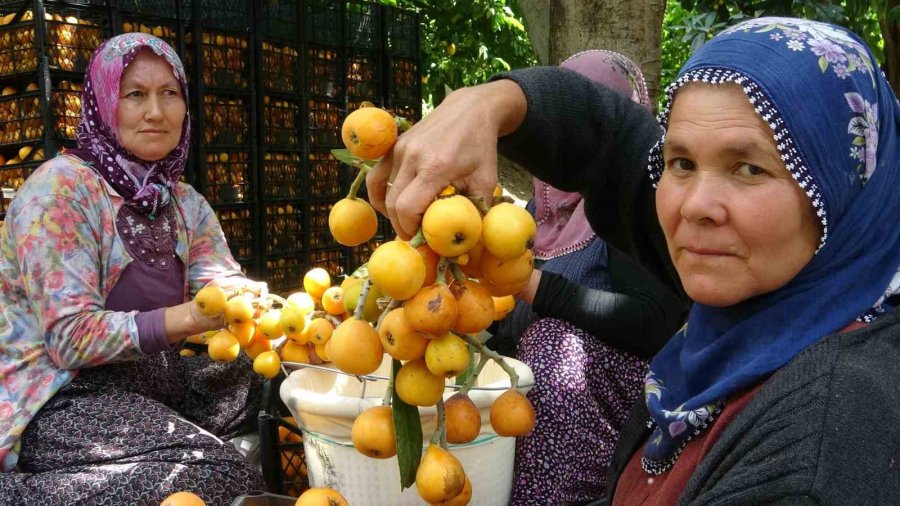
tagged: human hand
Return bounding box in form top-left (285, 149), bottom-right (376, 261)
top-left (517, 269), bottom-right (542, 305)
top-left (366, 79), bottom-right (527, 239)
top-left (165, 300), bottom-right (224, 346)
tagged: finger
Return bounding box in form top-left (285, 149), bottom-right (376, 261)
top-left (366, 153), bottom-right (393, 215)
top-left (394, 173), bottom-right (448, 239)
top-left (385, 166), bottom-right (417, 239)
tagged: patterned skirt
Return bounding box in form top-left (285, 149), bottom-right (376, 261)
top-left (0, 351), bottom-right (264, 506)
top-left (510, 318), bottom-right (648, 506)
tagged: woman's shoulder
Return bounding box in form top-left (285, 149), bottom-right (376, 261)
top-left (11, 154), bottom-right (105, 208)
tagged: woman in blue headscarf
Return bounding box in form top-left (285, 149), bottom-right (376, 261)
top-left (367, 17), bottom-right (899, 504)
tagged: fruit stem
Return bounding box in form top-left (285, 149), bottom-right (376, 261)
top-left (436, 257), bottom-right (450, 286)
top-left (325, 315), bottom-right (343, 328)
top-left (264, 293), bottom-right (289, 308)
top-left (449, 262), bottom-right (467, 281)
top-left (431, 398), bottom-right (448, 448)
top-left (375, 298), bottom-right (401, 330)
top-left (354, 279), bottom-right (372, 320)
top-left (382, 359), bottom-right (396, 405)
top-left (346, 162), bottom-right (370, 199)
top-left (456, 332), bottom-right (519, 389)
top-left (467, 195), bottom-right (491, 215)
top-left (459, 353), bottom-right (490, 394)
top-left (408, 228), bottom-right (426, 249)
top-left (492, 195), bottom-right (515, 206)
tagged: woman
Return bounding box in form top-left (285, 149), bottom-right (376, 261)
top-left (0, 34), bottom-right (262, 504)
top-left (369, 17), bottom-right (899, 503)
top-left (487, 50), bottom-right (686, 505)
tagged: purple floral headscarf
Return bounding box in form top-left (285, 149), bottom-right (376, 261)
top-left (70, 33), bottom-right (190, 217)
top-left (533, 50), bottom-right (650, 260)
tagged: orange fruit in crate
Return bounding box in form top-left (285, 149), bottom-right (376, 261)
top-left (328, 197), bottom-right (378, 247)
top-left (281, 450), bottom-right (304, 480)
top-left (160, 491), bottom-right (206, 506)
top-left (341, 106), bottom-right (398, 161)
top-left (303, 268), bottom-right (331, 299)
top-left (422, 195), bottom-right (483, 258)
top-left (296, 488), bottom-right (348, 506)
top-left (278, 416), bottom-right (303, 443)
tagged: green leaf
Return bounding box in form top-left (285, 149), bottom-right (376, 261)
top-left (331, 148), bottom-right (361, 166)
top-left (818, 56), bottom-right (828, 73)
top-left (392, 359), bottom-right (423, 490)
top-left (455, 344), bottom-right (477, 386)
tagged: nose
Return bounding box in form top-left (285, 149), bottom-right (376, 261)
top-left (679, 172), bottom-right (727, 225)
top-left (144, 93), bottom-right (163, 121)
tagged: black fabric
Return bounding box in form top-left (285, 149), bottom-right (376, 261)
top-left (496, 65), bottom-right (900, 504)
top-left (532, 247), bottom-right (687, 359)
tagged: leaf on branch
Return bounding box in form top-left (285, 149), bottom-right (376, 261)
top-left (392, 359), bottom-right (423, 490)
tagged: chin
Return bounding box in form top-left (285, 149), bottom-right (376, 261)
top-left (682, 280), bottom-right (749, 307)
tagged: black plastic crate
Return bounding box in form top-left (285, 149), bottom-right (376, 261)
top-left (45, 7), bottom-right (107, 74)
top-left (308, 200), bottom-right (337, 250)
top-left (262, 150), bottom-right (303, 200)
top-left (303, 0), bottom-right (341, 46)
top-left (309, 246), bottom-right (346, 280)
top-left (387, 56), bottom-right (420, 104)
top-left (117, 0), bottom-right (179, 17)
top-left (120, 18), bottom-right (179, 50)
top-left (51, 79), bottom-right (82, 140)
top-left (258, 374), bottom-right (309, 497)
top-left (305, 45), bottom-right (342, 99)
top-left (350, 236), bottom-right (386, 269)
top-left (388, 100), bottom-right (421, 124)
top-left (306, 97), bottom-right (343, 147)
top-left (384, 6), bottom-right (417, 58)
top-left (264, 202), bottom-right (304, 255)
top-left (203, 149), bottom-right (252, 205)
top-left (344, 0), bottom-right (380, 50)
top-left (263, 255), bottom-right (306, 295)
top-left (0, 88), bottom-right (42, 145)
top-left (262, 96), bottom-right (301, 147)
top-left (0, 7), bottom-right (38, 77)
top-left (306, 148), bottom-right (345, 200)
top-left (188, 30), bottom-right (250, 90)
top-left (259, 41), bottom-right (300, 94)
top-left (183, 0), bottom-right (249, 32)
top-left (216, 205), bottom-right (255, 261)
top-left (259, 0), bottom-right (298, 41)
top-left (345, 50), bottom-right (379, 99)
top-left (53, 0), bottom-right (109, 7)
top-left (0, 160), bottom-right (39, 216)
top-left (202, 93), bottom-right (250, 146)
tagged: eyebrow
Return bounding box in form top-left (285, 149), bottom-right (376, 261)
top-left (663, 136), bottom-right (777, 160)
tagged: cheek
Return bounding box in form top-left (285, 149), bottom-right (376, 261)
top-left (654, 177), bottom-right (681, 240)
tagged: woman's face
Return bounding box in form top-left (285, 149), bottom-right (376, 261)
top-left (117, 50), bottom-right (185, 161)
top-left (656, 84), bottom-right (821, 307)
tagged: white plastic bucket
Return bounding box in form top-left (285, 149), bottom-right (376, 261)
top-left (280, 354), bottom-right (534, 506)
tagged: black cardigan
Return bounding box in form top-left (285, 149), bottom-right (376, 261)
top-left (495, 66), bottom-right (900, 504)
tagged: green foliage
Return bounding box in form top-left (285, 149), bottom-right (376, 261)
top-left (391, 359), bottom-right (423, 489)
top-left (660, 0), bottom-right (888, 107)
top-left (377, 0), bottom-right (536, 107)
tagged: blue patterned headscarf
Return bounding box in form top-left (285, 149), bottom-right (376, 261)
top-left (642, 17), bottom-right (900, 474)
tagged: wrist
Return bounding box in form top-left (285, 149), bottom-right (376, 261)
top-left (484, 79), bottom-right (527, 137)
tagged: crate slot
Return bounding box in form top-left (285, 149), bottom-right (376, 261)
top-left (264, 202), bottom-right (303, 255)
top-left (260, 41), bottom-right (300, 94)
top-left (216, 205), bottom-right (255, 260)
top-left (305, 45), bottom-right (342, 99)
top-left (204, 150), bottom-right (251, 205)
top-left (262, 151), bottom-right (303, 200)
top-left (307, 148), bottom-right (344, 200)
top-left (202, 93), bottom-right (250, 146)
top-left (306, 98), bottom-right (343, 147)
top-left (263, 97), bottom-right (300, 146)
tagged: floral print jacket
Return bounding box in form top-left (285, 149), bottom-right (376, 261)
top-left (0, 155), bottom-right (243, 471)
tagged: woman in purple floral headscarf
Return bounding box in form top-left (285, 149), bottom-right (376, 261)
top-left (489, 50), bottom-right (687, 506)
top-left (0, 33), bottom-right (263, 504)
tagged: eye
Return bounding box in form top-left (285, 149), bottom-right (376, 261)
top-left (124, 90), bottom-right (144, 98)
top-left (163, 88), bottom-right (181, 96)
top-left (668, 158), bottom-right (695, 171)
top-left (735, 163), bottom-right (766, 177)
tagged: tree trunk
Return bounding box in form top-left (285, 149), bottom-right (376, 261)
top-left (518, 0), bottom-right (667, 105)
top-left (883, 0), bottom-right (900, 96)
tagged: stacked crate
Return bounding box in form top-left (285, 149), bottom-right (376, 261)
top-left (257, 0), bottom-right (305, 294)
top-left (0, 0), bottom-right (109, 218)
top-left (185, 0), bottom-right (258, 276)
top-left (301, 0), bottom-right (347, 285)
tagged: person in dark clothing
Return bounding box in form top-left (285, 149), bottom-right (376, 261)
top-left (485, 50), bottom-right (686, 506)
top-left (367, 17), bottom-right (900, 505)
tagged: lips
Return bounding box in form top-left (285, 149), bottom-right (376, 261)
top-left (683, 246), bottom-right (731, 256)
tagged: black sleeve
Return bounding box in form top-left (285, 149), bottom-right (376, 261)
top-left (491, 66), bottom-right (685, 303)
top-left (531, 247), bottom-right (687, 358)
